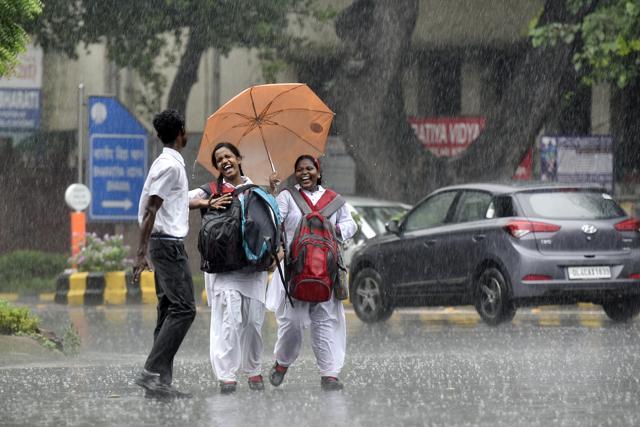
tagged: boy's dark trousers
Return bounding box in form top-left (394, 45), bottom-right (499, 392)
top-left (144, 238), bottom-right (196, 384)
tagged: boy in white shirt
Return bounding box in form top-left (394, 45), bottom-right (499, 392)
top-left (133, 109), bottom-right (196, 398)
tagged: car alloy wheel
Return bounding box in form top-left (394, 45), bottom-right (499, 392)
top-left (352, 268), bottom-right (393, 323)
top-left (475, 267), bottom-right (516, 325)
top-left (480, 277), bottom-right (501, 317)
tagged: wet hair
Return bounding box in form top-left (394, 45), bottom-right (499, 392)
top-left (294, 154), bottom-right (322, 185)
top-left (152, 109), bottom-right (185, 145)
top-left (212, 142), bottom-right (245, 187)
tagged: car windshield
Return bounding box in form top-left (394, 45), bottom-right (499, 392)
top-left (356, 206), bottom-right (409, 235)
top-left (515, 190), bottom-right (626, 220)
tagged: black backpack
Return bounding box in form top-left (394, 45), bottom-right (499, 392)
top-left (197, 182), bottom-right (252, 274)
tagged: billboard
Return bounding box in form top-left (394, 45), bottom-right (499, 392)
top-left (539, 136), bottom-right (614, 191)
top-left (408, 116), bottom-right (532, 180)
top-left (408, 116), bottom-right (485, 157)
top-left (0, 44), bottom-right (42, 130)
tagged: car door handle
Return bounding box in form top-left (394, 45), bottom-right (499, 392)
top-left (423, 240), bottom-right (437, 247)
top-left (472, 234), bottom-right (486, 242)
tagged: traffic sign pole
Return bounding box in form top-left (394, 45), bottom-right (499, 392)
top-left (70, 211), bottom-right (86, 264)
top-left (78, 83), bottom-right (84, 184)
top-left (65, 183), bottom-right (91, 267)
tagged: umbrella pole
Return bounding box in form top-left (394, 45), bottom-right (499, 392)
top-left (259, 126), bottom-right (276, 173)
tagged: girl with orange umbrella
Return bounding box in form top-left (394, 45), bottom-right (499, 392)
top-left (188, 142), bottom-right (273, 394)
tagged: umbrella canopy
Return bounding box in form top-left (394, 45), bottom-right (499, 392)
top-left (197, 83), bottom-right (334, 186)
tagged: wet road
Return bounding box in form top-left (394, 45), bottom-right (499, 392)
top-left (2, 303), bottom-right (640, 426)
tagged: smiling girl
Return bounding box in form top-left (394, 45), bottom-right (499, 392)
top-left (188, 142), bottom-right (272, 394)
top-left (265, 155), bottom-right (357, 391)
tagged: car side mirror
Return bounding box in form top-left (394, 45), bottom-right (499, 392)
top-left (386, 219), bottom-right (401, 235)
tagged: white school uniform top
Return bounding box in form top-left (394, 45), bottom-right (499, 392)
top-left (188, 176), bottom-right (268, 306)
top-left (265, 185), bottom-right (357, 311)
top-left (138, 147), bottom-right (189, 238)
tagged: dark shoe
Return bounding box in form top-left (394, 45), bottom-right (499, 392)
top-left (134, 370), bottom-right (192, 398)
top-left (269, 362), bottom-right (288, 387)
top-left (134, 369), bottom-right (162, 392)
top-left (320, 376), bottom-right (344, 391)
top-left (220, 381), bottom-right (237, 394)
top-left (248, 375), bottom-right (265, 391)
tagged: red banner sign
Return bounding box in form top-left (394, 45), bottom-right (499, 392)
top-left (408, 116), bottom-right (486, 157)
top-left (408, 116), bottom-right (532, 180)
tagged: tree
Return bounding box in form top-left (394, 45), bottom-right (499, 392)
top-left (531, 0), bottom-right (640, 181)
top-left (34, 0), bottom-right (317, 116)
top-left (324, 0), bottom-right (593, 202)
top-left (531, 0), bottom-right (640, 88)
top-left (0, 0), bottom-right (42, 76)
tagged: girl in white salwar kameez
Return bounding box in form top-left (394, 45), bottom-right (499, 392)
top-left (266, 155), bottom-right (357, 391)
top-left (189, 142), bottom-right (272, 394)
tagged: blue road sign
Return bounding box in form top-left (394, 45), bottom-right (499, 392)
top-left (88, 96), bottom-right (147, 221)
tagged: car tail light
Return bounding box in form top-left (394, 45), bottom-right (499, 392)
top-left (522, 274), bottom-right (552, 281)
top-left (615, 218), bottom-right (640, 232)
top-left (629, 273), bottom-right (640, 279)
top-left (505, 220), bottom-right (561, 238)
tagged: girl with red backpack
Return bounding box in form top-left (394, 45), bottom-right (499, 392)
top-left (188, 142), bottom-right (276, 394)
top-left (265, 155), bottom-right (357, 391)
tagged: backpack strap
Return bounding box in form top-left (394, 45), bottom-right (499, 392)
top-left (291, 188), bottom-right (345, 218)
top-left (286, 188), bottom-right (313, 215)
top-left (232, 183), bottom-right (259, 197)
top-left (200, 183), bottom-right (213, 197)
top-left (202, 181), bottom-right (235, 197)
top-left (318, 194), bottom-right (346, 218)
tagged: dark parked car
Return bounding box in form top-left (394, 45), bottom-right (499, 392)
top-left (349, 183), bottom-right (640, 325)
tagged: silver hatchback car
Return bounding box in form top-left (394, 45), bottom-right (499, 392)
top-left (349, 183), bottom-right (640, 325)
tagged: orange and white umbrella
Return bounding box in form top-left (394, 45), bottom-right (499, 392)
top-left (197, 83), bottom-right (334, 185)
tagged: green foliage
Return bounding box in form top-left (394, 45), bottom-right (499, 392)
top-left (68, 233), bottom-right (132, 272)
top-left (530, 0), bottom-right (640, 88)
top-left (0, 299), bottom-right (40, 335)
top-left (0, 251), bottom-right (66, 293)
top-left (62, 323), bottom-right (80, 356)
top-left (0, 250), bottom-right (67, 283)
top-left (0, 0), bottom-right (42, 76)
top-left (33, 0), bottom-right (321, 114)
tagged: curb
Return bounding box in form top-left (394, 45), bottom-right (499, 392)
top-left (55, 271), bottom-right (156, 306)
top-left (54, 271), bottom-right (209, 306)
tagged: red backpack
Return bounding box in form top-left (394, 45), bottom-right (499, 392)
top-left (286, 188), bottom-right (346, 303)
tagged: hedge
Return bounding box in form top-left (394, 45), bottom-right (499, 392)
top-left (0, 250), bottom-right (67, 294)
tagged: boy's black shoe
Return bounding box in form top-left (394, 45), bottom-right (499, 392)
top-left (134, 369), bottom-right (162, 392)
top-left (320, 376), bottom-right (344, 391)
top-left (220, 381), bottom-right (237, 394)
top-left (248, 375), bottom-right (265, 391)
top-left (269, 362), bottom-right (288, 387)
top-left (135, 369), bottom-right (192, 398)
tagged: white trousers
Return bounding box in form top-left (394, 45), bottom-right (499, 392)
top-left (210, 289), bottom-right (265, 382)
top-left (273, 295), bottom-right (346, 377)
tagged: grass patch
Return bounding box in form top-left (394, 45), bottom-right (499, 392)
top-left (0, 299), bottom-right (80, 354)
top-left (0, 251), bottom-right (66, 294)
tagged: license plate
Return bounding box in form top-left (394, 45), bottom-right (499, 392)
top-left (567, 266), bottom-right (611, 280)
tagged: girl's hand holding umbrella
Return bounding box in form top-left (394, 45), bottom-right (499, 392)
top-left (268, 172), bottom-right (281, 195)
